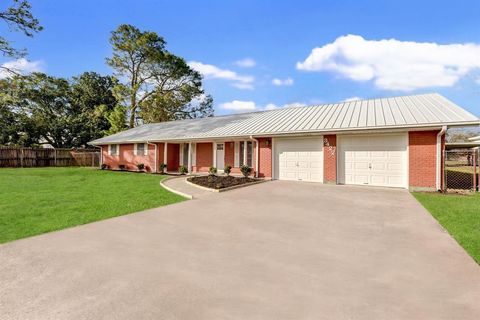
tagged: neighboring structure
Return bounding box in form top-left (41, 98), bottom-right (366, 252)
top-left (90, 93), bottom-right (479, 191)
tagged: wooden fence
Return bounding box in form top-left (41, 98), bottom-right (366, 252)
top-left (0, 147), bottom-right (100, 168)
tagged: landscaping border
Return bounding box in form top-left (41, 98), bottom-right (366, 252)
top-left (185, 176), bottom-right (268, 193)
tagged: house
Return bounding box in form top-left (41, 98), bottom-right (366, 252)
top-left (89, 93), bottom-right (479, 191)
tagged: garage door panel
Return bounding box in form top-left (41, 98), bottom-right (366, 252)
top-left (339, 134), bottom-right (407, 188)
top-left (275, 137), bottom-right (323, 183)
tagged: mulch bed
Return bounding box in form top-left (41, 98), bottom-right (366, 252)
top-left (187, 175), bottom-right (258, 189)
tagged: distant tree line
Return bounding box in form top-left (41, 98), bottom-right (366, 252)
top-left (0, 1), bottom-right (213, 148)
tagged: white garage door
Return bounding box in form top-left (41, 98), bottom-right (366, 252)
top-left (275, 137), bottom-right (323, 182)
top-left (338, 134), bottom-right (408, 188)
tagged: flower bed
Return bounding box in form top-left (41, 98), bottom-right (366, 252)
top-left (187, 175), bottom-right (258, 190)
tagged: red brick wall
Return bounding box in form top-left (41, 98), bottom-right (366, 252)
top-left (224, 141), bottom-right (235, 168)
top-left (194, 142), bottom-right (213, 172)
top-left (409, 130), bottom-right (439, 189)
top-left (167, 143), bottom-right (180, 171)
top-left (323, 135), bottom-right (337, 183)
top-left (257, 138), bottom-right (272, 178)
top-left (101, 144), bottom-right (156, 172)
top-left (157, 143), bottom-right (164, 170)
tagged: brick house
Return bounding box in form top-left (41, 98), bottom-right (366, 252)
top-left (90, 93), bottom-right (479, 191)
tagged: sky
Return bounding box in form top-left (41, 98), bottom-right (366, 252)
top-left (2, 0), bottom-right (480, 118)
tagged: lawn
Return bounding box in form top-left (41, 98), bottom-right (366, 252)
top-left (0, 168), bottom-right (185, 244)
top-left (414, 192), bottom-right (480, 263)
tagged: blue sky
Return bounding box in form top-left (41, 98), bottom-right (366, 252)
top-left (2, 0), bottom-right (480, 117)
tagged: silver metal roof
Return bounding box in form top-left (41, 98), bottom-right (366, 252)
top-left (90, 93), bottom-right (479, 145)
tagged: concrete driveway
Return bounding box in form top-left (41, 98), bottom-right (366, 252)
top-left (1, 181), bottom-right (479, 320)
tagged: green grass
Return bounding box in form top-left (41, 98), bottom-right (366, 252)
top-left (0, 167), bottom-right (186, 243)
top-left (414, 192), bottom-right (480, 263)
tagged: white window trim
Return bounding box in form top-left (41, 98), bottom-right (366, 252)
top-left (235, 140), bottom-right (254, 167)
top-left (134, 143), bottom-right (148, 156)
top-left (108, 144), bottom-right (119, 156)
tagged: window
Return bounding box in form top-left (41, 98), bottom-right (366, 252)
top-left (182, 144), bottom-right (189, 166)
top-left (109, 144), bottom-right (118, 155)
top-left (239, 141), bottom-right (253, 167)
top-left (239, 142), bottom-right (244, 165)
top-left (246, 141), bottom-right (253, 166)
top-left (135, 143), bottom-right (147, 156)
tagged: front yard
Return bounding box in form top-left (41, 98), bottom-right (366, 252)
top-left (0, 168), bottom-right (185, 244)
top-left (414, 192), bottom-right (480, 263)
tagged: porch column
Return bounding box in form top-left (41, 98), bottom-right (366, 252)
top-left (163, 142), bottom-right (168, 167)
top-left (188, 142), bottom-right (192, 173)
top-left (213, 142), bottom-right (217, 167)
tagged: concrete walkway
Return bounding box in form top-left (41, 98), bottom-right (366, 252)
top-left (161, 176), bottom-right (214, 198)
top-left (1, 181), bottom-right (480, 319)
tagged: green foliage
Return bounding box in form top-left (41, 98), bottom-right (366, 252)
top-left (240, 164), bottom-right (252, 178)
top-left (0, 72), bottom-right (120, 147)
top-left (0, 168), bottom-right (185, 243)
top-left (0, 0), bottom-right (42, 63)
top-left (179, 165), bottom-right (188, 175)
top-left (107, 24), bottom-right (213, 127)
top-left (208, 166), bottom-right (217, 175)
top-left (224, 164), bottom-right (232, 176)
top-left (105, 105), bottom-right (127, 135)
top-left (159, 163), bottom-right (167, 173)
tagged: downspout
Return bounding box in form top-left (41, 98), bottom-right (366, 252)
top-left (147, 141), bottom-right (157, 173)
top-left (436, 126), bottom-right (447, 191)
top-left (249, 135), bottom-right (259, 178)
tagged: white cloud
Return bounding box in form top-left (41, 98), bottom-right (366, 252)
top-left (235, 58), bottom-right (256, 68)
top-left (297, 34), bottom-right (480, 91)
top-left (342, 96), bottom-right (361, 102)
top-left (220, 101), bottom-right (306, 113)
top-left (188, 61), bottom-right (254, 90)
top-left (0, 58), bottom-right (44, 78)
top-left (272, 77), bottom-right (294, 86)
top-left (219, 100), bottom-right (257, 111)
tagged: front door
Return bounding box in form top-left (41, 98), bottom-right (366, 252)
top-left (216, 143), bottom-right (225, 170)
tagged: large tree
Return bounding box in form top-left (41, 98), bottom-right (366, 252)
top-left (0, 72), bottom-right (120, 147)
top-left (1, 0), bottom-right (42, 74)
top-left (106, 24), bottom-right (213, 127)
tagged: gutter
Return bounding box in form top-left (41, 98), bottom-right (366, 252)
top-left (147, 141), bottom-right (157, 173)
top-left (436, 126), bottom-right (447, 191)
top-left (249, 135), bottom-right (259, 178)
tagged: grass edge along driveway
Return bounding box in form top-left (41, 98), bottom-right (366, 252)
top-left (0, 167), bottom-right (186, 244)
top-left (414, 192), bottom-right (480, 264)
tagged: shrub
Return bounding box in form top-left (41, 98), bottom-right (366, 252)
top-left (101, 164), bottom-right (109, 170)
top-left (179, 165), bottom-right (188, 175)
top-left (208, 166), bottom-right (217, 175)
top-left (240, 164), bottom-right (251, 177)
top-left (160, 163), bottom-right (167, 174)
top-left (118, 164), bottom-right (126, 171)
top-left (224, 165), bottom-right (232, 176)
top-left (137, 163), bottom-right (145, 171)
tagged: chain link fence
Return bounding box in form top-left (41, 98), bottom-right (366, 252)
top-left (444, 149), bottom-right (479, 193)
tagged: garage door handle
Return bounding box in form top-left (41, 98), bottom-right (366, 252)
top-left (369, 163), bottom-right (372, 169)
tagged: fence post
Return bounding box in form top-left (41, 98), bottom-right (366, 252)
top-left (20, 149), bottom-right (23, 167)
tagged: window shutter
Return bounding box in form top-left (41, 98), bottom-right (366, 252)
top-left (234, 142), bottom-right (239, 167)
top-left (144, 143), bottom-right (148, 155)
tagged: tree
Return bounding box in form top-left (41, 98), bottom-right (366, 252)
top-left (106, 24), bottom-right (212, 127)
top-left (105, 105), bottom-right (127, 135)
top-left (0, 72), bottom-right (120, 147)
top-left (1, 0), bottom-right (42, 74)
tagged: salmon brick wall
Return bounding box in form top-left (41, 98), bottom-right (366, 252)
top-left (101, 144), bottom-right (156, 172)
top-left (194, 142), bottom-right (213, 172)
top-left (257, 138), bottom-right (272, 178)
top-left (409, 130), bottom-right (440, 189)
top-left (323, 135), bottom-right (337, 183)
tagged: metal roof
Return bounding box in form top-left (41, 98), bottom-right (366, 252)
top-left (90, 93), bottom-right (479, 145)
